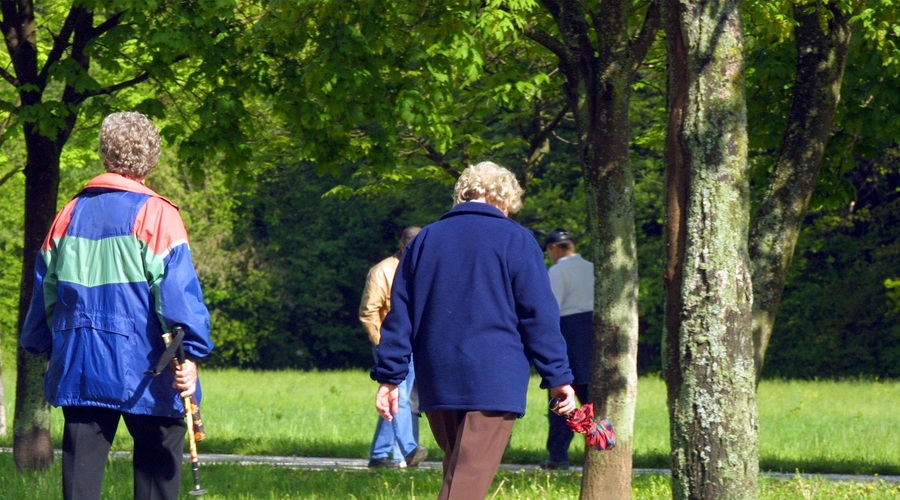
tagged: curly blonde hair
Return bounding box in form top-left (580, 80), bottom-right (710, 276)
top-left (98, 112), bottom-right (161, 179)
top-left (453, 161), bottom-right (524, 214)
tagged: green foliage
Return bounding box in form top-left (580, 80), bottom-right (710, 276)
top-left (0, 174), bottom-right (23, 357)
top-left (763, 154), bottom-right (900, 379)
top-left (745, 0), bottom-right (900, 211)
top-left (886, 278), bottom-right (900, 319)
top-left (244, 0), bottom-right (567, 182)
top-left (0, 0), bottom-right (895, 380)
top-left (189, 159), bottom-right (450, 369)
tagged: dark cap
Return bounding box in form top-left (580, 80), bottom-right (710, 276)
top-left (544, 229), bottom-right (573, 249)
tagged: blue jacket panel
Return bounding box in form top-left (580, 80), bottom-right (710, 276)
top-left (372, 202), bottom-right (573, 415)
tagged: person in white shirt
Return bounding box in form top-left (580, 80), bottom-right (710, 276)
top-left (542, 229), bottom-right (594, 470)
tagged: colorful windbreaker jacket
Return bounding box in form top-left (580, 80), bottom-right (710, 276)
top-left (21, 173), bottom-right (213, 418)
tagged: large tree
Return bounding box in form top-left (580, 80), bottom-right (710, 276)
top-left (662, 0), bottom-right (758, 498)
top-left (746, 1), bottom-right (896, 381)
top-left (244, 2), bottom-right (659, 495)
top-left (746, 0), bottom-right (853, 380)
top-left (520, 1), bottom-right (659, 496)
top-left (1, 0), bottom-right (249, 469)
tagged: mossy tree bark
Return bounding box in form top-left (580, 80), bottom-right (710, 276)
top-left (662, 0), bottom-right (758, 498)
top-left (749, 2), bottom-right (853, 382)
top-left (525, 1), bottom-right (659, 497)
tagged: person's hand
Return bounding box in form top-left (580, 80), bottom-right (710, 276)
top-left (550, 384), bottom-right (576, 415)
top-left (375, 383), bottom-right (399, 421)
top-left (174, 359), bottom-right (198, 398)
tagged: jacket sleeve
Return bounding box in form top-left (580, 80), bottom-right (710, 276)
top-left (358, 264), bottom-right (389, 346)
top-left (20, 254), bottom-right (55, 355)
top-left (139, 197), bottom-right (213, 360)
top-left (512, 236), bottom-right (573, 389)
top-left (370, 255), bottom-right (413, 385)
top-left (20, 201), bottom-right (75, 355)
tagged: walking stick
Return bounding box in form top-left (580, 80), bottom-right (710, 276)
top-left (166, 326), bottom-right (208, 496)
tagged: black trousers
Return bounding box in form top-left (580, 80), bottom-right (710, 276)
top-left (62, 406), bottom-right (186, 500)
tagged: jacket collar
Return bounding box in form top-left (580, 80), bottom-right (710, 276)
top-left (81, 173), bottom-right (178, 208)
top-left (440, 201), bottom-right (507, 220)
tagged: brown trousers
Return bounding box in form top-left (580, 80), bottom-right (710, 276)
top-left (426, 410), bottom-right (517, 500)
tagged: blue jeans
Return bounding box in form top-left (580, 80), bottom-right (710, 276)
top-left (370, 355), bottom-right (418, 460)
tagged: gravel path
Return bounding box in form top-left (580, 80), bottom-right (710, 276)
top-left (4, 448), bottom-right (897, 484)
top-left (197, 452), bottom-right (900, 484)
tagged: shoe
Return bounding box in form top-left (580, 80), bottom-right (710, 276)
top-left (368, 457), bottom-right (400, 469)
top-left (404, 445), bottom-right (428, 468)
top-left (540, 459), bottom-right (571, 470)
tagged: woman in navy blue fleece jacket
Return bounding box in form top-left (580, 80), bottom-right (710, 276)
top-left (373, 161), bottom-right (575, 499)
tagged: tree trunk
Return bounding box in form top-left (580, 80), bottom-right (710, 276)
top-left (13, 128), bottom-right (60, 470)
top-left (580, 103), bottom-right (639, 500)
top-left (579, 9), bottom-right (639, 500)
top-left (3, 0), bottom-right (56, 469)
top-left (749, 3), bottom-right (853, 381)
top-left (530, 1), bottom-right (658, 496)
top-left (662, 0), bottom-right (758, 498)
top-left (5, 2), bottom-right (97, 470)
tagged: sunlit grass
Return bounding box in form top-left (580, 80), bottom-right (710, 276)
top-left (756, 379), bottom-right (900, 475)
top-left (3, 368), bottom-right (898, 475)
top-left (1, 365), bottom-right (898, 499)
top-left (1, 454), bottom-right (898, 499)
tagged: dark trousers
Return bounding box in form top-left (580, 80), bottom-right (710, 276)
top-left (62, 406), bottom-right (186, 500)
top-left (546, 383), bottom-right (589, 463)
top-left (427, 410), bottom-right (517, 500)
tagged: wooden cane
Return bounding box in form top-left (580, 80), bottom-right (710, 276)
top-left (165, 328), bottom-right (208, 496)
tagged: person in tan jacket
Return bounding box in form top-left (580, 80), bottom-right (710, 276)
top-left (359, 226), bottom-right (427, 468)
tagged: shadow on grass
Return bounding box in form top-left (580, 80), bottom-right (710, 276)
top-left (194, 437), bottom-right (373, 459)
top-left (503, 448), bottom-right (671, 470)
top-left (198, 437), bottom-right (675, 470)
top-left (188, 438), bottom-right (900, 477)
top-left (761, 457), bottom-right (900, 477)
top-left (6, 436), bottom-right (895, 478)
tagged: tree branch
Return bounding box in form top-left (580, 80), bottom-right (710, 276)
top-left (0, 65), bottom-right (15, 85)
top-left (628, 0), bottom-right (661, 78)
top-left (513, 0), bottom-right (569, 69)
top-left (39, 6), bottom-right (87, 86)
top-left (418, 137), bottom-right (457, 177)
top-left (521, 23), bottom-right (569, 69)
top-left (88, 10), bottom-right (125, 39)
top-left (83, 53), bottom-right (190, 99)
top-left (530, 100), bottom-right (569, 153)
top-left (0, 0), bottom-right (38, 90)
top-left (0, 165), bottom-right (23, 188)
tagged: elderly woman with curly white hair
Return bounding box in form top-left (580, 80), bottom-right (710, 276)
top-left (373, 161), bottom-right (575, 499)
top-left (22, 111), bottom-right (213, 500)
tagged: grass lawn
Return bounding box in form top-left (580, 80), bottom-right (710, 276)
top-left (2, 454), bottom-right (898, 499)
top-left (1, 368), bottom-right (898, 498)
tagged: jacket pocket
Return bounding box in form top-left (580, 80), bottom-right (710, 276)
top-left (51, 312), bottom-right (137, 404)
